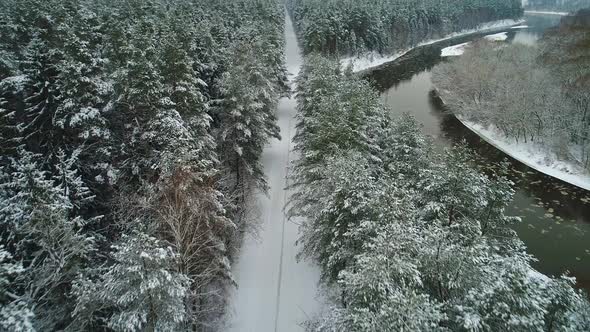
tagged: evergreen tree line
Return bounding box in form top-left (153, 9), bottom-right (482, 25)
top-left (524, 0), bottom-right (590, 12)
top-left (0, 0), bottom-right (287, 330)
top-left (286, 0), bottom-right (523, 55)
top-left (288, 55), bottom-right (590, 331)
top-left (432, 10), bottom-right (590, 171)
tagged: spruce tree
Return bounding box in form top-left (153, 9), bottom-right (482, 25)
top-left (99, 232), bottom-right (191, 332)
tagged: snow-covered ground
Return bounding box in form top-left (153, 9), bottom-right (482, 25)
top-left (441, 42), bottom-right (471, 57)
top-left (341, 51), bottom-right (406, 73)
top-left (458, 117), bottom-right (590, 191)
top-left (441, 32), bottom-right (509, 57)
top-left (511, 25), bottom-right (530, 29)
top-left (484, 32), bottom-right (508, 41)
top-left (224, 11), bottom-right (324, 332)
top-left (524, 10), bottom-right (569, 16)
top-left (342, 19), bottom-right (524, 72)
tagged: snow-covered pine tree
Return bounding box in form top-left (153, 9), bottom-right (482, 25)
top-left (295, 151), bottom-right (386, 283)
top-left (418, 144), bottom-right (520, 236)
top-left (0, 149), bottom-right (95, 330)
top-left (110, 19), bottom-right (169, 182)
top-left (20, 34), bottom-right (61, 154)
top-left (99, 232), bottom-right (191, 332)
top-left (313, 219), bottom-right (445, 332)
top-left (382, 113), bottom-right (430, 183)
top-left (0, 246), bottom-right (35, 332)
top-left (158, 23), bottom-right (216, 173)
top-left (53, 5), bottom-right (113, 181)
top-left (217, 32), bottom-right (282, 195)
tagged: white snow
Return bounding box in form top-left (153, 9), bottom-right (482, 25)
top-left (484, 32), bottom-right (508, 42)
top-left (341, 19), bottom-right (524, 72)
top-left (0, 75), bottom-right (28, 92)
top-left (225, 11), bottom-right (324, 332)
top-left (341, 51), bottom-right (406, 73)
top-left (511, 25), bottom-right (529, 29)
top-left (524, 10), bottom-right (569, 16)
top-left (527, 269), bottom-right (551, 284)
top-left (458, 117), bottom-right (590, 191)
top-left (441, 42), bottom-right (471, 57)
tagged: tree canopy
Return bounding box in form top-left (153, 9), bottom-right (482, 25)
top-left (287, 0), bottom-right (523, 55)
top-left (0, 0), bottom-right (286, 330)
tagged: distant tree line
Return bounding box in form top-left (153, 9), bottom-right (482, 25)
top-left (289, 54), bottom-right (590, 332)
top-left (286, 0), bottom-right (523, 55)
top-left (524, 0), bottom-right (590, 12)
top-left (433, 10), bottom-right (590, 171)
top-left (0, 0), bottom-right (287, 331)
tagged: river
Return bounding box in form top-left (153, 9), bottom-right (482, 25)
top-left (366, 13), bottom-right (590, 293)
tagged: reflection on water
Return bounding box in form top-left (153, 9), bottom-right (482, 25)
top-left (512, 31), bottom-right (539, 45)
top-left (382, 72), bottom-right (446, 140)
top-left (367, 14), bottom-right (590, 292)
top-left (439, 103), bottom-right (590, 291)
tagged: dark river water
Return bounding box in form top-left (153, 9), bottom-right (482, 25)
top-left (365, 13), bottom-right (590, 292)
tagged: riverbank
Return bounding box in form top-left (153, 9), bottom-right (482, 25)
top-left (525, 10), bottom-right (569, 16)
top-left (370, 10), bottom-right (590, 296)
top-left (441, 31), bottom-right (508, 57)
top-left (433, 87), bottom-right (590, 191)
top-left (457, 117), bottom-right (590, 191)
top-left (342, 18), bottom-right (524, 72)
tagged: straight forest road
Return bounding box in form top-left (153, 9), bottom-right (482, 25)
top-left (225, 10), bottom-right (324, 332)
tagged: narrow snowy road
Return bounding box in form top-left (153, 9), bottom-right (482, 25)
top-left (225, 11), bottom-right (323, 332)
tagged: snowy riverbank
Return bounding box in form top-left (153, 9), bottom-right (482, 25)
top-left (524, 10), bottom-right (569, 16)
top-left (341, 18), bottom-right (524, 72)
top-left (441, 31), bottom-right (508, 57)
top-left (458, 117), bottom-right (590, 191)
top-left (441, 42), bottom-right (471, 57)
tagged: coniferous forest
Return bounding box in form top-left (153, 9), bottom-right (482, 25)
top-left (524, 0), bottom-right (590, 12)
top-left (1, 0), bottom-right (590, 331)
top-left (286, 1), bottom-right (590, 331)
top-left (289, 56), bottom-right (590, 332)
top-left (0, 0), bottom-right (286, 330)
top-left (287, 0), bottom-right (523, 55)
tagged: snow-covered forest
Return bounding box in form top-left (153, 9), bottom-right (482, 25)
top-left (289, 54), bottom-right (590, 331)
top-left (524, 0), bottom-right (590, 12)
top-left (0, 0), bottom-right (287, 330)
top-left (433, 10), bottom-right (590, 180)
top-left (2, 0), bottom-right (590, 331)
top-left (287, 0), bottom-right (523, 55)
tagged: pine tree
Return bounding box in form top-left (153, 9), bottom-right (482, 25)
top-left (53, 5), bottom-right (113, 169)
top-left (314, 221), bottom-right (445, 332)
top-left (295, 151), bottom-right (385, 283)
top-left (158, 25), bottom-right (216, 173)
top-left (0, 246), bottom-right (35, 332)
top-left (0, 149), bottom-right (95, 330)
top-left (99, 232), bottom-right (191, 332)
top-left (217, 33), bottom-right (282, 194)
top-left (110, 20), bottom-right (168, 182)
top-left (20, 13), bottom-right (64, 155)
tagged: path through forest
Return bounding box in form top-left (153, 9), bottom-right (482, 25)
top-left (225, 11), bottom-right (324, 332)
